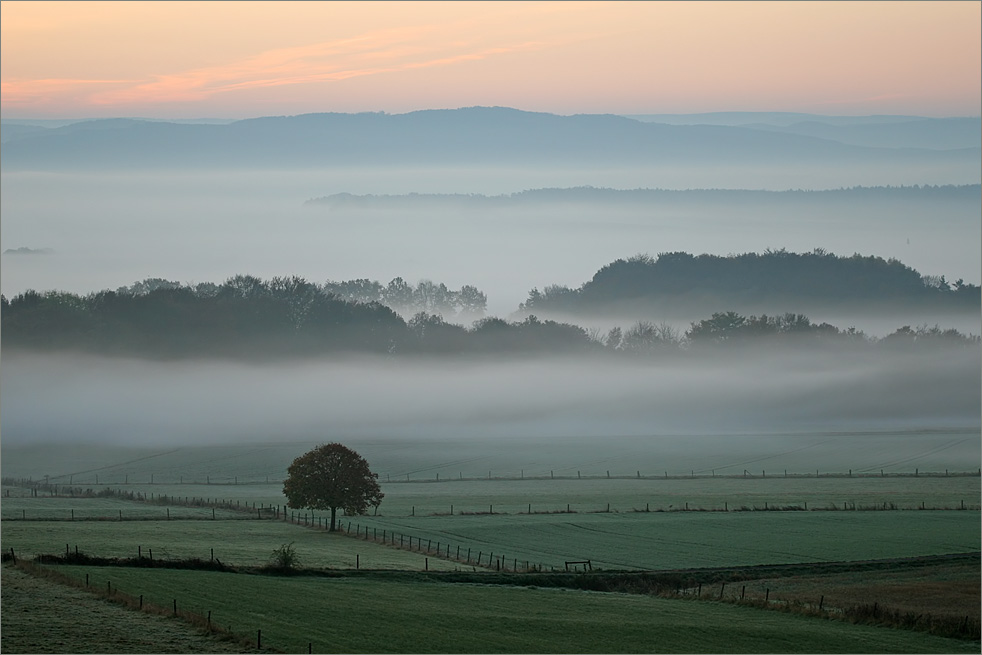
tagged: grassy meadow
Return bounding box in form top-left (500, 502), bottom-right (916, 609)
top-left (2, 435), bottom-right (979, 652)
top-left (47, 565), bottom-right (981, 653)
top-left (3, 430), bottom-right (977, 485)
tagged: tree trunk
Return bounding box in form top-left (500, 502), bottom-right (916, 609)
top-left (330, 506), bottom-right (337, 532)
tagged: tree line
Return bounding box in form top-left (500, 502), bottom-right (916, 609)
top-left (2, 274), bottom-right (977, 359)
top-left (520, 249), bottom-right (980, 315)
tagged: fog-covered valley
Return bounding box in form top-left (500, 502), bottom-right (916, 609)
top-left (2, 109), bottom-right (979, 465)
top-left (2, 170), bottom-right (979, 327)
top-left (2, 345), bottom-right (978, 449)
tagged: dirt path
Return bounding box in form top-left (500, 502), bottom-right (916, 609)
top-left (1, 565), bottom-right (248, 653)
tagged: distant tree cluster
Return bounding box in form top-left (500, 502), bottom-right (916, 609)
top-left (0, 275), bottom-right (585, 358)
top-left (521, 249), bottom-right (980, 314)
top-left (321, 277), bottom-right (486, 322)
top-left (2, 275), bottom-right (977, 360)
top-left (2, 275), bottom-right (408, 358)
top-left (115, 275), bottom-right (487, 322)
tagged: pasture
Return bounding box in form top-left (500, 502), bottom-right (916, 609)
top-left (3, 429), bottom-right (977, 485)
top-left (0, 520), bottom-right (461, 572)
top-left (2, 434), bottom-right (979, 652)
top-left (44, 565), bottom-right (981, 653)
top-left (348, 510), bottom-right (981, 571)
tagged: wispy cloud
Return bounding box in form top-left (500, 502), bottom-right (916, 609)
top-left (18, 23), bottom-right (566, 109)
top-left (1, 78), bottom-right (140, 108)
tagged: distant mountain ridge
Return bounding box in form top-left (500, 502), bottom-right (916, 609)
top-left (305, 184), bottom-right (982, 209)
top-left (2, 107), bottom-right (978, 171)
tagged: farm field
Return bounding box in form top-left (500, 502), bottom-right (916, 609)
top-left (0, 566), bottom-right (249, 654)
top-left (7, 474), bottom-right (978, 519)
top-left (4, 483), bottom-right (978, 572)
top-left (350, 510), bottom-right (980, 571)
top-left (2, 436), bottom-right (979, 652)
top-left (44, 564), bottom-right (980, 653)
top-left (3, 430), bottom-right (978, 484)
top-left (0, 519), bottom-right (462, 571)
top-left (0, 494), bottom-right (249, 521)
top-left (356, 475), bottom-right (980, 516)
top-left (743, 557), bottom-right (981, 622)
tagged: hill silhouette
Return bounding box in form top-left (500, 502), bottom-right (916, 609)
top-left (3, 107), bottom-right (978, 171)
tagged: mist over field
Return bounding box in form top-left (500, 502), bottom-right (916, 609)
top-left (2, 109), bottom-right (979, 471)
top-left (2, 344), bottom-right (978, 450)
top-left (1, 169), bottom-right (979, 325)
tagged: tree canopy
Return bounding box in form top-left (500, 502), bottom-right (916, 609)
top-left (1, 270), bottom-right (977, 360)
top-left (282, 443), bottom-right (383, 532)
top-left (520, 249), bottom-right (981, 315)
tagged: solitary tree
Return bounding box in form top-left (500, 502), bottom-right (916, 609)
top-left (283, 443), bottom-right (383, 532)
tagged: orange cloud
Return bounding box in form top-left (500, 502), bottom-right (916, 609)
top-left (81, 24), bottom-right (569, 107)
top-left (1, 78), bottom-right (140, 108)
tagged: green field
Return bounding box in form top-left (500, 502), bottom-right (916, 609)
top-left (361, 475), bottom-right (980, 516)
top-left (3, 430), bottom-right (978, 485)
top-left (349, 510), bottom-right (980, 570)
top-left (3, 437), bottom-right (979, 653)
top-left (0, 495), bottom-right (250, 521)
top-left (49, 565), bottom-right (980, 653)
top-left (8, 473), bottom-right (978, 519)
top-left (5, 486), bottom-right (978, 572)
top-left (0, 520), bottom-right (462, 571)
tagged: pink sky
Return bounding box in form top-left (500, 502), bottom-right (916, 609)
top-left (2, 1), bottom-right (979, 118)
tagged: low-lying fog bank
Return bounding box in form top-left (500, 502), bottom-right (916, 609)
top-left (2, 348), bottom-right (977, 452)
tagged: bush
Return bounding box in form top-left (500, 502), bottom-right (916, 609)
top-left (266, 543), bottom-right (300, 572)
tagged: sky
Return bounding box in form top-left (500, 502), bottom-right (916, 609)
top-left (2, 1), bottom-right (980, 119)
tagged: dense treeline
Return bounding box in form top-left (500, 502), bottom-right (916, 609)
top-left (115, 275), bottom-right (487, 321)
top-left (1, 275), bottom-right (977, 359)
top-left (521, 249), bottom-right (980, 315)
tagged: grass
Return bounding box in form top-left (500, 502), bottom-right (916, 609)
top-left (3, 430), bottom-right (978, 485)
top-left (4, 487), bottom-right (978, 572)
top-left (362, 475), bottom-right (981, 516)
top-left (349, 509), bottom-right (981, 570)
top-left (45, 564), bottom-right (980, 653)
top-left (8, 473), bottom-right (978, 520)
top-left (745, 558), bottom-right (981, 621)
top-left (0, 495), bottom-right (248, 521)
top-left (0, 565), bottom-right (248, 653)
top-left (0, 519), bottom-right (463, 571)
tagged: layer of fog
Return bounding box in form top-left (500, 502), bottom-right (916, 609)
top-left (2, 170), bottom-right (979, 328)
top-left (2, 348), bottom-right (978, 452)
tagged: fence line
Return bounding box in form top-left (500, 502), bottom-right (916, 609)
top-left (11, 559), bottom-right (266, 651)
top-left (5, 468), bottom-right (980, 489)
top-left (12, 553), bottom-right (978, 645)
